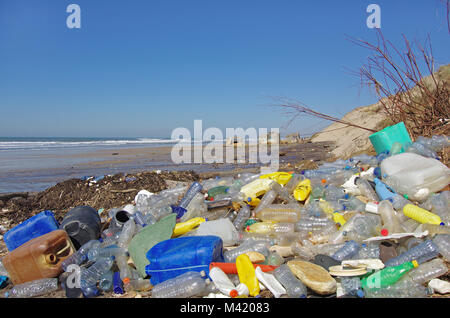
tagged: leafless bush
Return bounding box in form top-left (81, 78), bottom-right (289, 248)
top-left (347, 30), bottom-right (450, 139)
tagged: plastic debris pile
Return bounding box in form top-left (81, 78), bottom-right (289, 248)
top-left (0, 133), bottom-right (449, 299)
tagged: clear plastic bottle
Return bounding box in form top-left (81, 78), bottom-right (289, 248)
top-left (115, 254), bottom-right (133, 284)
top-left (389, 194), bottom-right (413, 211)
top-left (151, 271), bottom-right (209, 298)
top-left (117, 219), bottom-right (136, 249)
top-left (233, 205), bottom-right (251, 231)
top-left (254, 266), bottom-right (286, 298)
top-left (246, 222), bottom-right (294, 235)
top-left (273, 264), bottom-right (307, 298)
top-left (384, 239), bottom-right (440, 267)
top-left (331, 240), bottom-right (361, 261)
top-left (62, 239), bottom-right (101, 271)
top-left (223, 240), bottom-right (271, 263)
top-left (7, 278), bottom-right (59, 298)
top-left (432, 234), bottom-right (450, 261)
top-left (87, 245), bottom-right (127, 262)
top-left (406, 142), bottom-right (438, 159)
top-left (407, 258), bottom-right (448, 285)
top-left (256, 204), bottom-right (301, 223)
top-left (324, 185), bottom-right (347, 201)
top-left (345, 196), bottom-right (366, 212)
top-left (80, 257), bottom-right (114, 289)
top-left (178, 182), bottom-right (203, 209)
top-left (179, 192), bottom-right (207, 222)
top-left (340, 277), bottom-right (364, 298)
top-left (295, 216), bottom-right (334, 232)
top-left (354, 242), bottom-right (380, 259)
top-left (99, 270), bottom-right (114, 292)
top-left (355, 178), bottom-right (379, 202)
top-left (252, 188), bottom-right (278, 217)
top-left (124, 278), bottom-right (152, 292)
top-left (378, 200), bottom-right (405, 235)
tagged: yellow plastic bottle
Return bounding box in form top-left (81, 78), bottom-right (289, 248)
top-left (259, 172), bottom-right (293, 186)
top-left (240, 178), bottom-right (274, 199)
top-left (245, 197), bottom-right (261, 207)
top-left (332, 212), bottom-right (347, 227)
top-left (172, 217), bottom-right (206, 237)
top-left (293, 178), bottom-right (312, 201)
top-left (403, 204), bottom-right (443, 225)
top-left (236, 254), bottom-right (260, 297)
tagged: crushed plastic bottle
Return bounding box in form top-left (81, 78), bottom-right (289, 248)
top-left (7, 278), bottom-right (59, 298)
top-left (273, 264), bottom-right (307, 298)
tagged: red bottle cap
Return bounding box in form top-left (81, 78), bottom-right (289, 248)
top-left (230, 289), bottom-right (238, 298)
top-left (381, 229), bottom-right (389, 236)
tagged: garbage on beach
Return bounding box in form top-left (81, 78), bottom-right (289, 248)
top-left (0, 134), bottom-right (449, 299)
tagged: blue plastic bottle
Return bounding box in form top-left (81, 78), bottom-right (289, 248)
top-left (374, 178), bottom-right (396, 201)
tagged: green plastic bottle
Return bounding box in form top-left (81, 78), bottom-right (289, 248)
top-left (207, 186), bottom-right (229, 200)
top-left (361, 260), bottom-right (419, 290)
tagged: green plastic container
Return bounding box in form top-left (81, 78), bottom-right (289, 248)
top-left (128, 213), bottom-right (176, 278)
top-left (369, 122), bottom-right (412, 155)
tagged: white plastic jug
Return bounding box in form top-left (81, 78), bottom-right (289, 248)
top-left (380, 153), bottom-right (450, 201)
top-left (190, 218), bottom-right (240, 246)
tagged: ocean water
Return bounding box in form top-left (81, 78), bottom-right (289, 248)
top-left (0, 137), bottom-right (183, 193)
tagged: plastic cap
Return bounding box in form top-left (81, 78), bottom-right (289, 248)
top-left (229, 289), bottom-right (238, 298)
top-left (356, 289), bottom-right (365, 298)
top-left (412, 260), bottom-right (419, 268)
top-left (122, 277), bottom-right (130, 284)
top-left (381, 229), bottom-right (389, 236)
top-left (440, 222), bottom-right (445, 226)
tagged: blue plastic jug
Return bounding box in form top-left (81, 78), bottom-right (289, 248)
top-left (145, 235), bottom-right (224, 285)
top-left (3, 210), bottom-right (59, 252)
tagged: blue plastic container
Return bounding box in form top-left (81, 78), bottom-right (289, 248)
top-left (145, 235), bottom-right (224, 285)
top-left (3, 210), bottom-right (59, 252)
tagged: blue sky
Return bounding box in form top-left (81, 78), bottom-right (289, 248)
top-left (0, 0), bottom-right (449, 138)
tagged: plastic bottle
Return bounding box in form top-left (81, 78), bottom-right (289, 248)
top-left (233, 205), bottom-right (251, 231)
top-left (374, 178), bottom-right (396, 201)
top-left (80, 257), bottom-right (114, 289)
top-left (340, 277), bottom-right (364, 298)
top-left (172, 217), bottom-right (206, 237)
top-left (256, 204), bottom-right (301, 223)
top-left (331, 240), bottom-right (361, 261)
top-left (62, 240), bottom-right (101, 271)
top-left (407, 258), bottom-right (448, 285)
top-left (432, 234), bottom-right (450, 261)
top-left (363, 275), bottom-right (428, 298)
top-left (295, 216), bottom-right (334, 232)
top-left (99, 270), bottom-right (114, 292)
top-left (355, 178), bottom-right (379, 202)
top-left (355, 243), bottom-right (380, 259)
top-left (7, 278), bottom-right (59, 298)
top-left (179, 192), bottom-right (208, 222)
top-left (246, 222), bottom-right (295, 235)
top-left (310, 184), bottom-right (326, 200)
top-left (186, 218), bottom-right (240, 247)
top-left (209, 266), bottom-right (239, 297)
top-left (420, 224), bottom-right (450, 236)
top-left (178, 182), bottom-right (203, 209)
top-left (273, 264), bottom-right (307, 298)
top-left (361, 260), bottom-right (418, 289)
top-left (345, 196), bottom-right (366, 212)
top-left (117, 219), bottom-right (136, 249)
top-left (378, 200), bottom-right (405, 236)
top-left (115, 254), bottom-right (132, 284)
top-left (403, 204), bottom-right (443, 225)
top-left (292, 178), bottom-right (312, 202)
top-left (236, 254), bottom-right (260, 297)
top-left (87, 245), bottom-right (127, 262)
top-left (124, 278), bottom-right (152, 292)
top-left (406, 142), bottom-right (438, 159)
top-left (151, 271), bottom-right (209, 298)
top-left (324, 184), bottom-right (347, 201)
top-left (254, 266), bottom-right (286, 298)
top-left (384, 239), bottom-right (440, 267)
top-left (388, 194), bottom-right (412, 211)
top-left (223, 240), bottom-right (271, 263)
top-left (252, 188), bottom-right (279, 217)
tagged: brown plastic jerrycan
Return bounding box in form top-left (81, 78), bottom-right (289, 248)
top-left (3, 230), bottom-right (75, 285)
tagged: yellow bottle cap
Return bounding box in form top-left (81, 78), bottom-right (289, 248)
top-left (412, 260), bottom-right (419, 268)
